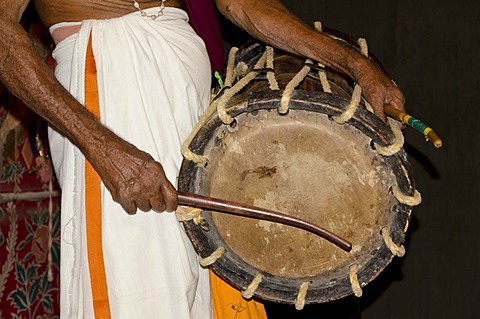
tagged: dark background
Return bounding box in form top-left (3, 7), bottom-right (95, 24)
top-left (221, 0), bottom-right (479, 318)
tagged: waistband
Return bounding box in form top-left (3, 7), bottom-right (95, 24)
top-left (49, 7), bottom-right (188, 45)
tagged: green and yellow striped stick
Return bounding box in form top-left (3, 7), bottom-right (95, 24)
top-left (384, 104), bottom-right (443, 148)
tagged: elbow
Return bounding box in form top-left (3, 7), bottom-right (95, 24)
top-left (215, 0), bottom-right (250, 28)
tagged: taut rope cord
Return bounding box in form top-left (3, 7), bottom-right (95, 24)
top-left (279, 59), bottom-right (312, 114)
top-left (313, 22), bottom-right (332, 93)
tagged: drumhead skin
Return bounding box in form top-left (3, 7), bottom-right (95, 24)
top-left (178, 45), bottom-right (416, 305)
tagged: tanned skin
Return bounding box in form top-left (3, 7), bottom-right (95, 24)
top-left (0, 0), bottom-right (405, 215)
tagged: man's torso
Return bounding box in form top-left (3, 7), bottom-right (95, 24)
top-left (34, 0), bottom-right (185, 27)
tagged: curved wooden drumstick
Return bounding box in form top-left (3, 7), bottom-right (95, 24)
top-left (177, 191), bottom-right (352, 252)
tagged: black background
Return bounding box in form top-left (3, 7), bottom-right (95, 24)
top-left (220, 1), bottom-right (480, 318)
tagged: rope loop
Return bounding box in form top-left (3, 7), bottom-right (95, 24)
top-left (349, 264), bottom-right (363, 297)
top-left (176, 206), bottom-right (202, 222)
top-left (392, 185), bottom-right (422, 206)
top-left (295, 281), bottom-right (310, 310)
top-left (358, 37), bottom-right (369, 57)
top-left (266, 46), bottom-right (280, 90)
top-left (199, 247), bottom-right (225, 267)
top-left (181, 145), bottom-right (209, 167)
top-left (217, 51), bottom-right (268, 124)
top-left (313, 21), bottom-right (333, 93)
top-left (242, 273), bottom-right (264, 299)
top-left (374, 119), bottom-right (405, 156)
top-left (224, 47), bottom-right (239, 87)
top-left (182, 47), bottom-right (268, 164)
top-left (381, 227), bottom-right (406, 257)
top-left (280, 59), bottom-right (312, 114)
top-left (333, 84), bottom-right (362, 124)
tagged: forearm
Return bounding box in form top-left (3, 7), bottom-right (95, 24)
top-left (215, 0), bottom-right (369, 80)
top-left (0, 16), bottom-right (125, 164)
top-left (216, 0), bottom-right (405, 120)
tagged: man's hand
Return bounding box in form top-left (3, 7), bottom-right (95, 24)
top-left (351, 57), bottom-right (406, 122)
top-left (92, 140), bottom-right (178, 215)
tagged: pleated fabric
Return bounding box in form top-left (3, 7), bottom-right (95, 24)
top-left (49, 8), bottom-right (213, 318)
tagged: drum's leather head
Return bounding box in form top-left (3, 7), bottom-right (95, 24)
top-left (200, 109), bottom-right (396, 278)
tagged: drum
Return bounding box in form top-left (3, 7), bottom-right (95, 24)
top-left (178, 33), bottom-right (420, 308)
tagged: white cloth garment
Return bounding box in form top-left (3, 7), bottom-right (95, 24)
top-left (48, 8), bottom-right (212, 318)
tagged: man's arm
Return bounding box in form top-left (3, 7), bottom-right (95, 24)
top-left (0, 1), bottom-right (177, 214)
top-left (215, 0), bottom-right (405, 121)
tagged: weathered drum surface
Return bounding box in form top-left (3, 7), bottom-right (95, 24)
top-left (206, 109), bottom-right (395, 277)
top-left (179, 42), bottom-right (416, 305)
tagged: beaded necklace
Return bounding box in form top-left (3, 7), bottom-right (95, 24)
top-left (132, 0), bottom-right (167, 20)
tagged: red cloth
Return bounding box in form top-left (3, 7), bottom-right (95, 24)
top-left (0, 101), bottom-right (61, 319)
top-left (187, 0), bottom-right (225, 73)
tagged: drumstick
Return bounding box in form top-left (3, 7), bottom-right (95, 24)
top-left (177, 191), bottom-right (352, 252)
top-left (384, 104), bottom-right (443, 148)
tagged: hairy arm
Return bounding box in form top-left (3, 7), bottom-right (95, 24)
top-left (0, 0), bottom-right (177, 213)
top-left (215, 0), bottom-right (405, 121)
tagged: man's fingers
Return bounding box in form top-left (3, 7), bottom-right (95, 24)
top-left (150, 196), bottom-right (166, 213)
top-left (162, 184), bottom-right (178, 213)
top-left (121, 200), bottom-right (137, 215)
top-left (387, 97), bottom-right (406, 114)
top-left (374, 107), bottom-right (387, 123)
top-left (368, 94), bottom-right (388, 123)
top-left (104, 158), bottom-right (178, 214)
top-left (135, 197), bottom-right (152, 213)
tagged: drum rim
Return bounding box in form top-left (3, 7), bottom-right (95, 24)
top-left (178, 90), bottom-right (415, 304)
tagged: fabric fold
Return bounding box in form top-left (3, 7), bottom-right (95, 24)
top-left (49, 8), bottom-right (212, 318)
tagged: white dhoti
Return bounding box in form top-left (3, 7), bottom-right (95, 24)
top-left (49, 8), bottom-right (212, 318)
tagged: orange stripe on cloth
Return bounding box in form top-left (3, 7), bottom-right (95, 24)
top-left (85, 36), bottom-right (112, 318)
top-left (211, 270), bottom-right (267, 319)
